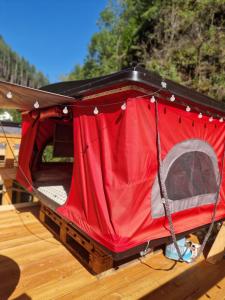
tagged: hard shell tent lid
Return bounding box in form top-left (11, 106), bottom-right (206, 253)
top-left (41, 67), bottom-right (225, 114)
top-left (0, 67), bottom-right (225, 113)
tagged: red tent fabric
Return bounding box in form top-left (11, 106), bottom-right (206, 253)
top-left (17, 97), bottom-right (225, 253)
top-left (16, 114), bottom-right (38, 190)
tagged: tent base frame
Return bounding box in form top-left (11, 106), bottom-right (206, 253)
top-left (39, 203), bottom-right (113, 274)
top-left (39, 200), bottom-right (225, 273)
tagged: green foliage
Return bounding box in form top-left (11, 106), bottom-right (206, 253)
top-left (67, 0), bottom-right (225, 101)
top-left (0, 109), bottom-right (21, 123)
top-left (0, 35), bottom-right (49, 122)
top-left (42, 144), bottom-right (73, 163)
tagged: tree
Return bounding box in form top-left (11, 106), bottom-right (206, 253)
top-left (0, 35), bottom-right (49, 122)
top-left (67, 0), bottom-right (225, 101)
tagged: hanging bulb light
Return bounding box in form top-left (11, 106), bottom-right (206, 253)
top-left (219, 117), bottom-right (223, 123)
top-left (34, 100), bottom-right (39, 109)
top-left (63, 106), bottom-right (68, 114)
top-left (161, 81), bottom-right (167, 88)
top-left (198, 112), bottom-right (203, 119)
top-left (93, 107), bottom-right (99, 115)
top-left (209, 116), bottom-right (213, 122)
top-left (170, 94), bottom-right (175, 102)
top-left (6, 91), bottom-right (13, 99)
top-left (150, 96), bottom-right (156, 103)
top-left (186, 106), bottom-right (191, 112)
top-left (121, 102), bottom-right (127, 110)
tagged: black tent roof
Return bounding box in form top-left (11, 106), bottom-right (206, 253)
top-left (0, 67), bottom-right (224, 113)
top-left (41, 67), bottom-right (225, 114)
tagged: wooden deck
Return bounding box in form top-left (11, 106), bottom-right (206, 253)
top-left (1, 205), bottom-right (225, 300)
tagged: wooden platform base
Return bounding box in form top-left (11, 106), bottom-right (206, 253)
top-left (207, 222), bottom-right (225, 264)
top-left (39, 204), bottom-right (113, 274)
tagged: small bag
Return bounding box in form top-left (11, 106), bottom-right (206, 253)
top-left (165, 237), bottom-right (193, 262)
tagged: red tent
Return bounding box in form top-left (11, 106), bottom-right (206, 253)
top-left (1, 68), bottom-right (225, 259)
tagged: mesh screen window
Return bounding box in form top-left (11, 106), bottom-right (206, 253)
top-left (151, 139), bottom-right (220, 218)
top-left (165, 151), bottom-right (218, 200)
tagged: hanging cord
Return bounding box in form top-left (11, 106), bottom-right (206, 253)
top-left (154, 100), bottom-right (225, 263)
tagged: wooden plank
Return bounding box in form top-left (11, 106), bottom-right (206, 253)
top-left (0, 201), bottom-right (40, 212)
top-left (2, 178), bottom-right (13, 204)
top-left (206, 222), bottom-right (225, 264)
top-left (0, 167), bottom-right (17, 180)
top-left (1, 206), bottom-right (225, 300)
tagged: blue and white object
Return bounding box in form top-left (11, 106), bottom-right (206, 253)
top-left (165, 238), bottom-right (192, 262)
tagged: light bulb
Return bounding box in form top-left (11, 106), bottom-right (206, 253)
top-left (121, 102), bottom-right (126, 110)
top-left (93, 107), bottom-right (99, 115)
top-left (209, 116), bottom-right (213, 122)
top-left (186, 106), bottom-right (191, 112)
top-left (150, 96), bottom-right (156, 103)
top-left (198, 113), bottom-right (203, 119)
top-left (6, 91), bottom-right (13, 99)
top-left (219, 117), bottom-right (223, 123)
top-left (170, 95), bottom-right (175, 102)
top-left (34, 100), bottom-right (39, 109)
top-left (63, 106), bottom-right (68, 114)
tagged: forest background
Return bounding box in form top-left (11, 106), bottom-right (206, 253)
top-left (1, 0), bottom-right (225, 121)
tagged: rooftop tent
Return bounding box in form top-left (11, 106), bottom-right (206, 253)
top-left (2, 68), bottom-right (225, 258)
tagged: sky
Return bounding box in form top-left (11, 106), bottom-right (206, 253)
top-left (0, 0), bottom-right (108, 83)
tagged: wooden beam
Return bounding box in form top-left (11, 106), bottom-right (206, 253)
top-left (0, 201), bottom-right (39, 211)
top-left (206, 222), bottom-right (225, 264)
top-left (0, 167), bottom-right (17, 180)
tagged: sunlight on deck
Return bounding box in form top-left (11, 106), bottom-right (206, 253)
top-left (0, 205), bottom-right (225, 299)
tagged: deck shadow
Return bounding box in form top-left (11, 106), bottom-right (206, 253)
top-left (13, 294), bottom-right (32, 300)
top-left (0, 255), bottom-right (20, 300)
top-left (15, 203), bottom-right (40, 218)
top-left (139, 254), bottom-right (225, 300)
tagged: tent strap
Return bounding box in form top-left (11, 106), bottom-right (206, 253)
top-left (154, 101), bottom-right (225, 262)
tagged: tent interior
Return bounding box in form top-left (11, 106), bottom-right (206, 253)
top-left (29, 87), bottom-right (144, 207)
top-left (31, 117), bottom-right (74, 205)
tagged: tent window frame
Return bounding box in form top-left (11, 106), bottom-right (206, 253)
top-left (151, 139), bottom-right (220, 219)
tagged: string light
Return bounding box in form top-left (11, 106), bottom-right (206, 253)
top-left (63, 106), bottom-right (68, 114)
top-left (209, 116), bottom-right (213, 122)
top-left (34, 100), bottom-right (39, 109)
top-left (186, 106), bottom-right (191, 112)
top-left (161, 81), bottom-right (167, 88)
top-left (170, 95), bottom-right (175, 102)
top-left (93, 107), bottom-right (99, 115)
top-left (6, 91), bottom-right (13, 99)
top-left (121, 102), bottom-right (126, 110)
top-left (150, 96), bottom-right (156, 103)
top-left (53, 92), bottom-right (225, 123)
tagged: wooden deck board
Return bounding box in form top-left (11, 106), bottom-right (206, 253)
top-left (1, 206), bottom-right (225, 300)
